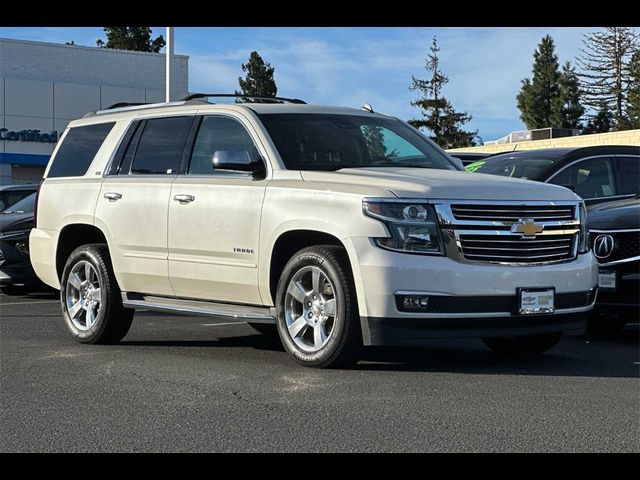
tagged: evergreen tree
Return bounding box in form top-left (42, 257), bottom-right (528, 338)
top-left (577, 27), bottom-right (638, 128)
top-left (582, 101), bottom-right (614, 134)
top-left (516, 35), bottom-right (563, 129)
top-left (409, 37), bottom-right (476, 148)
top-left (96, 27), bottom-right (165, 53)
top-left (236, 51), bottom-right (278, 102)
top-left (625, 49), bottom-right (640, 129)
top-left (557, 62), bottom-right (584, 129)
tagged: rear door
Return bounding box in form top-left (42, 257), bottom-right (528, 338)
top-left (95, 115), bottom-right (193, 295)
top-left (547, 156), bottom-right (618, 206)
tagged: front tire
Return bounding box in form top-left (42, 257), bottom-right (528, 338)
top-left (60, 244), bottom-right (134, 344)
top-left (275, 245), bottom-right (361, 368)
top-left (482, 333), bottom-right (562, 357)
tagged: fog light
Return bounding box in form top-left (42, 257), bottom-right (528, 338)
top-left (399, 294), bottom-right (430, 311)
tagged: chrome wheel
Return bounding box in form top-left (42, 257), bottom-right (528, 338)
top-left (284, 266), bottom-right (338, 353)
top-left (65, 260), bottom-right (102, 331)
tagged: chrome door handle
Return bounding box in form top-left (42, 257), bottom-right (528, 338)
top-left (173, 194), bottom-right (195, 203)
top-left (104, 192), bottom-right (122, 201)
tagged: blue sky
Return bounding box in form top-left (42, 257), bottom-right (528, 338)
top-left (0, 26), bottom-right (597, 141)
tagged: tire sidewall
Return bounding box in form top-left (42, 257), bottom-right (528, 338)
top-left (276, 250), bottom-right (347, 366)
top-left (60, 246), bottom-right (109, 342)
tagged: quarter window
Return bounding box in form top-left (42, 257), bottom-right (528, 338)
top-left (549, 157), bottom-right (617, 199)
top-left (129, 116), bottom-right (191, 175)
top-left (188, 116), bottom-right (261, 175)
top-left (48, 123), bottom-right (115, 178)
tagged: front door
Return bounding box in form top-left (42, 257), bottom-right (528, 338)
top-left (168, 114), bottom-right (268, 304)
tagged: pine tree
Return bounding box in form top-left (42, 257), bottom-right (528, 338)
top-left (582, 101), bottom-right (614, 134)
top-left (96, 27), bottom-right (165, 53)
top-left (625, 49), bottom-right (640, 129)
top-left (236, 51), bottom-right (278, 102)
top-left (577, 27), bottom-right (639, 128)
top-left (516, 35), bottom-right (563, 129)
top-left (409, 37), bottom-right (476, 148)
top-left (557, 62), bottom-right (584, 129)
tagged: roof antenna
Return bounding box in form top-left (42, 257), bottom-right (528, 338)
top-left (362, 103), bottom-right (374, 113)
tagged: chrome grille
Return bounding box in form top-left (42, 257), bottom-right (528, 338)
top-left (451, 204), bottom-right (575, 222)
top-left (459, 234), bottom-right (576, 263)
top-left (434, 200), bottom-right (582, 266)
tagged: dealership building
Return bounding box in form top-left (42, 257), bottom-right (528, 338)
top-left (0, 38), bottom-right (189, 185)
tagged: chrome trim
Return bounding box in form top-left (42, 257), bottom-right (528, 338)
top-left (590, 228), bottom-right (640, 234)
top-left (598, 255), bottom-right (640, 267)
top-left (394, 290), bottom-right (453, 296)
top-left (389, 302), bottom-right (595, 319)
top-left (121, 293), bottom-right (275, 322)
top-left (0, 229), bottom-right (31, 239)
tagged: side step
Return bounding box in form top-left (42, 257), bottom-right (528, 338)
top-left (121, 293), bottom-right (275, 324)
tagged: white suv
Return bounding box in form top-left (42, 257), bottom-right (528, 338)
top-left (30, 95), bottom-right (598, 368)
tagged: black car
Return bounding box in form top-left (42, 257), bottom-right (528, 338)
top-left (0, 193), bottom-right (39, 295)
top-left (449, 151), bottom-right (495, 166)
top-left (587, 197), bottom-right (640, 333)
top-left (470, 145), bottom-right (639, 205)
top-left (0, 184), bottom-right (37, 212)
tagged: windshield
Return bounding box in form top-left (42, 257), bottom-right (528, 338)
top-left (258, 113), bottom-right (457, 171)
top-left (474, 156), bottom-right (558, 180)
top-left (2, 193), bottom-right (35, 214)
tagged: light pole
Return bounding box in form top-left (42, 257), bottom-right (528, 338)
top-left (165, 27), bottom-right (174, 102)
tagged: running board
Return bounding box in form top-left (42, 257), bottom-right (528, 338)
top-left (121, 293), bottom-right (276, 323)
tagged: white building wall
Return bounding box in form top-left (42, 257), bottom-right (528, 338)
top-left (0, 38), bottom-right (189, 184)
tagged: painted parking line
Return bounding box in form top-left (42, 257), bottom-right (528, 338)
top-left (202, 322), bottom-right (247, 327)
top-left (0, 300), bottom-right (60, 306)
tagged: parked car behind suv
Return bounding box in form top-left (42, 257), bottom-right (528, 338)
top-left (466, 146), bottom-right (639, 205)
top-left (29, 95), bottom-right (598, 368)
top-left (0, 184), bottom-right (37, 212)
top-left (587, 197), bottom-right (640, 334)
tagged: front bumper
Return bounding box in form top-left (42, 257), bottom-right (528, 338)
top-left (595, 260), bottom-right (640, 313)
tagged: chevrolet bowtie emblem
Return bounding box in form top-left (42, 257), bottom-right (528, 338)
top-left (511, 219), bottom-right (544, 237)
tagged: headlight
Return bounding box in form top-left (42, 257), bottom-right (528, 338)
top-left (363, 199), bottom-right (444, 255)
top-left (578, 201), bottom-right (589, 254)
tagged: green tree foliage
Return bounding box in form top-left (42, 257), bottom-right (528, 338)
top-left (557, 62), bottom-right (584, 129)
top-left (516, 35), bottom-right (563, 129)
top-left (409, 37), bottom-right (476, 148)
top-left (236, 51), bottom-right (278, 102)
top-left (96, 27), bottom-right (165, 53)
top-left (582, 101), bottom-right (614, 134)
top-left (624, 50), bottom-right (640, 129)
top-left (577, 27), bottom-right (639, 129)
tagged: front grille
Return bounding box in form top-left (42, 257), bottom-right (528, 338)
top-left (591, 231), bottom-right (640, 263)
top-left (451, 204), bottom-right (575, 222)
top-left (459, 234), bottom-right (577, 263)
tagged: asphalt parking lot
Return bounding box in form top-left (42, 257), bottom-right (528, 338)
top-left (1, 290), bottom-right (638, 453)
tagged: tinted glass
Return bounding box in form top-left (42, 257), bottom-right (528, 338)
top-left (189, 116), bottom-right (260, 175)
top-left (549, 157), bottom-right (616, 199)
top-left (618, 155), bottom-right (640, 195)
top-left (258, 114), bottom-right (455, 171)
top-left (130, 116), bottom-right (191, 175)
top-left (475, 157), bottom-right (557, 180)
top-left (1, 193), bottom-right (35, 214)
top-left (0, 190), bottom-right (34, 211)
top-left (48, 123), bottom-right (115, 178)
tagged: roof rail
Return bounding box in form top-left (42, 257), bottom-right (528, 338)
top-left (106, 102), bottom-right (149, 110)
top-left (86, 101), bottom-right (187, 118)
top-left (182, 93), bottom-right (307, 104)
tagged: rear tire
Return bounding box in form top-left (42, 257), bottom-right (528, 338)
top-left (482, 333), bottom-right (562, 357)
top-left (275, 245), bottom-right (361, 368)
top-left (60, 244), bottom-right (134, 344)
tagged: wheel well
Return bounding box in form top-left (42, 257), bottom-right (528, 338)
top-left (269, 230), bottom-right (347, 303)
top-left (56, 224), bottom-right (108, 280)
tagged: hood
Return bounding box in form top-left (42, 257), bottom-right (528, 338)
top-left (0, 212), bottom-right (34, 234)
top-left (588, 198), bottom-right (640, 230)
top-left (301, 167), bottom-right (580, 201)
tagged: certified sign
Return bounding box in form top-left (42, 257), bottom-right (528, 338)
top-left (0, 128), bottom-right (58, 143)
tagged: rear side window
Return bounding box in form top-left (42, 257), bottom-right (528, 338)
top-left (130, 116), bottom-right (191, 175)
top-left (617, 155), bottom-right (640, 195)
top-left (48, 123), bottom-right (115, 178)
